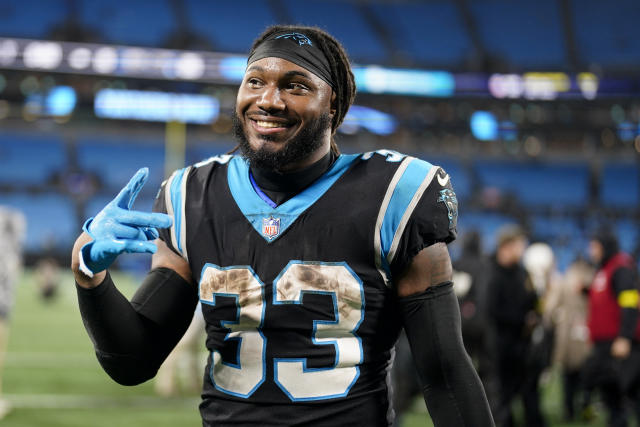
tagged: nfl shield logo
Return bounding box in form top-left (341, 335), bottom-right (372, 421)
top-left (262, 216), bottom-right (281, 239)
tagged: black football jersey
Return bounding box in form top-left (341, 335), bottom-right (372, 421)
top-left (154, 149), bottom-right (457, 426)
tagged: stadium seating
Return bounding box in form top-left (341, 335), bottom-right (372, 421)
top-left (600, 161), bottom-right (639, 208)
top-left (370, 1), bottom-right (471, 67)
top-left (0, 192), bottom-right (76, 251)
top-left (474, 160), bottom-right (590, 209)
top-left (468, 0), bottom-right (567, 69)
top-left (571, 0), bottom-right (640, 69)
top-left (616, 218), bottom-right (639, 254)
top-left (78, 0), bottom-right (176, 46)
top-left (184, 0), bottom-right (278, 53)
top-left (456, 211), bottom-right (518, 254)
top-left (0, 132), bottom-right (67, 186)
top-left (0, 0), bottom-right (68, 39)
top-left (280, 0), bottom-right (388, 64)
top-left (75, 138), bottom-right (165, 195)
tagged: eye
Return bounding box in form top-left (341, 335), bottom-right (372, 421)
top-left (246, 77), bottom-right (263, 88)
top-left (287, 82), bottom-right (309, 92)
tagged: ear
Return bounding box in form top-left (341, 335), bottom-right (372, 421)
top-left (329, 91), bottom-right (337, 118)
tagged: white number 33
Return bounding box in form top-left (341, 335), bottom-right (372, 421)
top-left (199, 261), bottom-right (365, 401)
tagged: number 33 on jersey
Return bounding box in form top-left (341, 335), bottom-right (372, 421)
top-left (200, 261), bottom-right (364, 401)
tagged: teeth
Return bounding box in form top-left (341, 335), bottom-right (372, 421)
top-left (256, 120), bottom-right (285, 128)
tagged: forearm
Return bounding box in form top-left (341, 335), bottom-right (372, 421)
top-left (399, 282), bottom-right (494, 427)
top-left (76, 272), bottom-right (161, 385)
top-left (76, 269), bottom-right (198, 385)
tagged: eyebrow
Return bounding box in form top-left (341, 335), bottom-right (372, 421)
top-left (245, 66), bottom-right (313, 81)
top-left (283, 70), bottom-right (312, 80)
top-left (246, 65), bottom-right (264, 74)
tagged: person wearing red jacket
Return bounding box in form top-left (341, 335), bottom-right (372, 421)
top-left (585, 229), bottom-right (640, 427)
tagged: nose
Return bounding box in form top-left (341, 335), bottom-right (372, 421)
top-left (256, 85), bottom-right (285, 113)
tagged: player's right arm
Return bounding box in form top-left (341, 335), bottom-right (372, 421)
top-left (71, 168), bottom-right (198, 386)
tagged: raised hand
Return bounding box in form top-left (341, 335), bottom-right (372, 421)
top-left (78, 167), bottom-right (172, 277)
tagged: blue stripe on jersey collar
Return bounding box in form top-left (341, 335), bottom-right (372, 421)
top-left (228, 154), bottom-right (359, 243)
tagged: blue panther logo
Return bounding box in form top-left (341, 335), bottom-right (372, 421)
top-left (438, 189), bottom-right (458, 229)
top-left (275, 32), bottom-right (313, 46)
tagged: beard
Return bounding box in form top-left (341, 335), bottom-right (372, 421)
top-left (232, 110), bottom-right (331, 172)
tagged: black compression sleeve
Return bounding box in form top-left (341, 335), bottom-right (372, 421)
top-left (76, 269), bottom-right (197, 385)
top-left (398, 282), bottom-right (495, 427)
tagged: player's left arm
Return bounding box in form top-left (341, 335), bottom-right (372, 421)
top-left (396, 243), bottom-right (494, 426)
top-left (391, 164), bottom-right (494, 426)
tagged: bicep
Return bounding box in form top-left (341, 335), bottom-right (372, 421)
top-left (151, 238), bottom-right (193, 284)
top-left (395, 242), bottom-right (453, 297)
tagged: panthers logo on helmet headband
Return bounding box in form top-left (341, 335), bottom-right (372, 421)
top-left (274, 32), bottom-right (313, 46)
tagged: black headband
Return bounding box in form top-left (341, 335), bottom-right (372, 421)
top-left (247, 32), bottom-right (335, 89)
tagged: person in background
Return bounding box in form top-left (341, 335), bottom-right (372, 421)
top-left (487, 225), bottom-right (545, 427)
top-left (35, 257), bottom-right (61, 303)
top-left (584, 229), bottom-right (640, 427)
top-left (0, 207), bottom-right (26, 419)
top-left (544, 257), bottom-right (594, 421)
top-left (523, 243), bottom-right (558, 384)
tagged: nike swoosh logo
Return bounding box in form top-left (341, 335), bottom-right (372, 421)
top-left (437, 172), bottom-right (450, 187)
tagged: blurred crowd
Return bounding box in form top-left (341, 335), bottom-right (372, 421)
top-left (393, 224), bottom-right (640, 427)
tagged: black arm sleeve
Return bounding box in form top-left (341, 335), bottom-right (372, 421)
top-left (612, 267), bottom-right (639, 339)
top-left (399, 282), bottom-right (495, 427)
top-left (76, 268), bottom-right (198, 385)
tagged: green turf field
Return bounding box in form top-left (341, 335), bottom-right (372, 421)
top-left (1, 269), bottom-right (607, 426)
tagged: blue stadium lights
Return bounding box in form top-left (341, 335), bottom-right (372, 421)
top-left (94, 89), bottom-right (219, 124)
top-left (46, 86), bottom-right (77, 116)
top-left (353, 66), bottom-right (455, 97)
top-left (24, 85), bottom-right (77, 117)
top-left (339, 105), bottom-right (397, 135)
top-left (219, 56), bottom-right (249, 82)
top-left (470, 111), bottom-right (498, 141)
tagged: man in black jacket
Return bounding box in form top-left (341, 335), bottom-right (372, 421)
top-left (487, 225), bottom-right (545, 427)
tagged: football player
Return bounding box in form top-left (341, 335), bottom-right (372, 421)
top-left (71, 25), bottom-right (494, 426)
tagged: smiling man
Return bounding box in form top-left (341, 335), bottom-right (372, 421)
top-left (71, 25), bottom-right (494, 426)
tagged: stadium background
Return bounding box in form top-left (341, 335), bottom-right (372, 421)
top-left (0, 0), bottom-right (638, 425)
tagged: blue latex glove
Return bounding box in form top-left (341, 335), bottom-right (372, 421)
top-left (78, 167), bottom-right (172, 277)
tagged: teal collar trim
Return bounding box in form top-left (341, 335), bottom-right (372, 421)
top-left (227, 154), bottom-right (359, 242)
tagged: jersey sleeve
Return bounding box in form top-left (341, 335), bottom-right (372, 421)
top-left (389, 166), bottom-right (458, 277)
top-left (152, 166), bottom-right (192, 260)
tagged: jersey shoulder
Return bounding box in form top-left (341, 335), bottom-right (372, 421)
top-left (153, 154), bottom-right (237, 258)
top-left (359, 149), bottom-right (458, 281)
